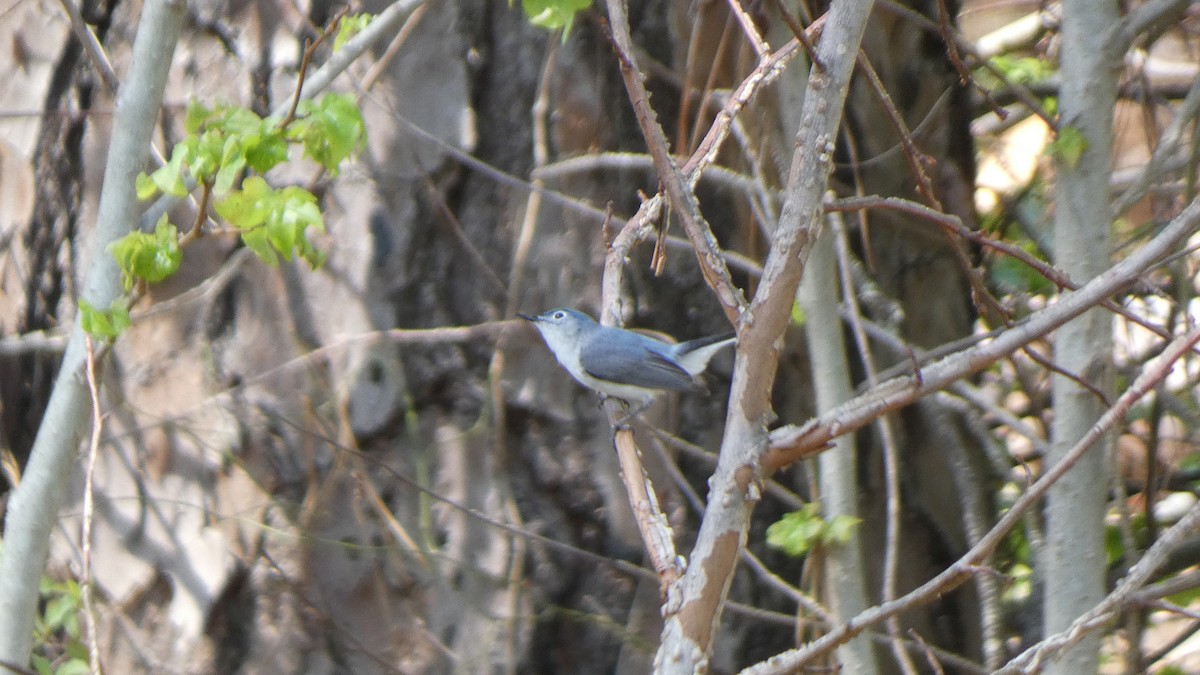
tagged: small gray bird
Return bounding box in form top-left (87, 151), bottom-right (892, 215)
top-left (519, 308), bottom-right (736, 408)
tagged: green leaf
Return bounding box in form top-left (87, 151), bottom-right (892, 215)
top-left (766, 504), bottom-right (860, 557)
top-left (242, 124), bottom-right (289, 174)
top-left (135, 172), bottom-right (159, 200)
top-left (790, 301), bottom-right (806, 327)
top-left (108, 215), bottom-right (183, 290)
top-left (63, 640), bottom-right (89, 662)
top-left (214, 136), bottom-right (247, 195)
top-left (185, 100), bottom-right (216, 134)
top-left (79, 299), bottom-right (131, 340)
top-left (216, 177), bottom-right (326, 268)
top-left (332, 13), bottom-right (373, 53)
top-left (55, 659), bottom-right (90, 675)
top-left (289, 94), bottom-right (366, 173)
top-left (1104, 513), bottom-right (1148, 567)
top-left (181, 102), bottom-right (290, 193)
top-left (137, 144), bottom-right (190, 200)
top-left (825, 514), bottom-right (862, 545)
top-left (1003, 562), bottom-right (1034, 603)
top-left (989, 253), bottom-right (1054, 296)
top-left (521, 0), bottom-right (591, 32)
top-left (43, 594), bottom-right (76, 632)
top-left (1047, 125), bottom-right (1088, 169)
top-left (989, 55), bottom-right (1054, 86)
top-left (765, 504), bottom-right (824, 557)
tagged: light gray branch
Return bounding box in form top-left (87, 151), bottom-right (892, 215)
top-left (998, 499), bottom-right (1200, 673)
top-left (743, 323), bottom-right (1200, 674)
top-left (1044, 1), bottom-right (1120, 671)
top-left (653, 0), bottom-right (878, 670)
top-left (799, 220), bottom-right (878, 672)
top-left (1112, 74), bottom-right (1200, 217)
top-left (0, 0), bottom-right (187, 669)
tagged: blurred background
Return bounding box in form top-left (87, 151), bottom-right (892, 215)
top-left (2, 0), bottom-right (1199, 672)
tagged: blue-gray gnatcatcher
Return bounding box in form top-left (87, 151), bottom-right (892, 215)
top-left (519, 308), bottom-right (736, 407)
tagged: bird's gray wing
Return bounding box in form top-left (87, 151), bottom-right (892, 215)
top-left (580, 334), bottom-right (698, 392)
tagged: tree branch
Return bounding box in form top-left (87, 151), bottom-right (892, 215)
top-left (650, 0), bottom-right (877, 669)
top-left (603, 0), bottom-right (746, 321)
top-left (0, 0), bottom-right (187, 668)
top-left (765, 196), bottom-right (1200, 468)
top-left (743, 324), bottom-right (1200, 674)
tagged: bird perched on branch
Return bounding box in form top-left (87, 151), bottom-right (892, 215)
top-left (519, 308), bottom-right (736, 412)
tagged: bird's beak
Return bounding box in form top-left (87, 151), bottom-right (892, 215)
top-left (516, 313), bottom-right (537, 322)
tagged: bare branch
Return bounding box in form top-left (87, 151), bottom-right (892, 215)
top-left (998, 498), bottom-right (1200, 673)
top-left (0, 0), bottom-right (187, 665)
top-left (649, 0), bottom-right (876, 668)
top-left (1112, 0), bottom-right (1190, 56)
top-left (1113, 74), bottom-right (1200, 217)
top-left (603, 0), bottom-right (747, 322)
top-left (744, 324), bottom-right (1200, 674)
top-left (766, 197), bottom-right (1200, 468)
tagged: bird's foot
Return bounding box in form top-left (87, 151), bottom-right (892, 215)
top-left (611, 399), bottom-right (652, 431)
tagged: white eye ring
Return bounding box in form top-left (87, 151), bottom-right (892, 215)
top-left (553, 311), bottom-right (566, 320)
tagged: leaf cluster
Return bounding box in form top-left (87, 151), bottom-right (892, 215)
top-left (79, 299), bottom-right (131, 342)
top-left (766, 503), bottom-right (861, 557)
top-left (519, 0), bottom-right (591, 33)
top-left (215, 177), bottom-right (325, 267)
top-left (108, 216), bottom-right (182, 291)
top-left (332, 13), bottom-right (373, 53)
top-left (91, 88), bottom-right (365, 341)
top-left (31, 578), bottom-right (88, 675)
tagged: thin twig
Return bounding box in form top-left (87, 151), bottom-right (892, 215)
top-left (603, 0), bottom-right (747, 321)
top-left (181, 181), bottom-right (212, 244)
top-left (1113, 74), bottom-right (1200, 217)
top-left (745, 325), bottom-right (1200, 674)
top-left (827, 195), bottom-right (1197, 357)
top-left (767, 197), bottom-right (1200, 468)
top-left (769, 0), bottom-right (823, 70)
top-left (650, 427), bottom-right (806, 510)
top-left (999, 492), bottom-right (1200, 672)
top-left (854, 53), bottom-right (939, 208)
top-left (645, 432), bottom-right (826, 615)
top-left (358, 2), bottom-right (431, 94)
top-left (725, 0), bottom-right (769, 59)
top-left (80, 337), bottom-right (103, 675)
top-left (595, 19), bottom-right (816, 321)
top-left (830, 212), bottom-right (918, 675)
top-left (266, 415), bottom-right (657, 582)
top-left (1111, 0), bottom-right (1190, 57)
top-left (487, 38), bottom-right (559, 463)
top-left (55, 0), bottom-right (118, 93)
top-left (0, 331), bottom-right (68, 356)
top-left (911, 629), bottom-right (948, 675)
top-left (54, 0), bottom-right (170, 169)
top-left (418, 173), bottom-right (509, 298)
top-left (683, 15), bottom-right (735, 156)
top-left (281, 6), bottom-right (350, 128)
top-left (875, 0), bottom-right (1055, 127)
top-left (614, 429), bottom-right (683, 591)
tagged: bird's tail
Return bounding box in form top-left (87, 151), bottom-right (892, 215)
top-left (674, 332), bottom-right (736, 375)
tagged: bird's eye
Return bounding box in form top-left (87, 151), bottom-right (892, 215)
top-left (553, 311), bottom-right (566, 320)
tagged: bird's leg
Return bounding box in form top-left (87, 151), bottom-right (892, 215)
top-left (612, 398), bottom-right (654, 430)
top-left (594, 393), bottom-right (632, 430)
